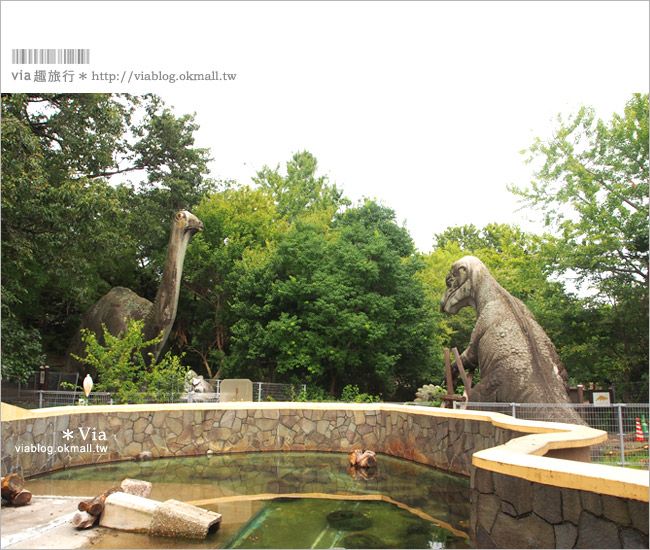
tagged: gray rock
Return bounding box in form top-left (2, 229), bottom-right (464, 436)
top-left (621, 527), bottom-right (648, 549)
top-left (576, 512), bottom-right (620, 549)
top-left (554, 522), bottom-right (578, 548)
top-left (490, 511), bottom-right (555, 549)
top-left (534, 484), bottom-right (563, 524)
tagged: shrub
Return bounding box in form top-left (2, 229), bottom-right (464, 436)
top-left (340, 384), bottom-right (381, 403)
top-left (72, 319), bottom-right (188, 403)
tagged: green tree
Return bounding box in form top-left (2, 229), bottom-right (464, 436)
top-left (510, 94), bottom-right (649, 400)
top-left (1, 93), bottom-right (215, 382)
top-left (178, 184), bottom-right (287, 377)
top-left (73, 319), bottom-right (189, 404)
top-left (226, 200), bottom-right (440, 400)
top-left (253, 150), bottom-right (348, 220)
top-left (125, 96), bottom-right (216, 264)
top-left (1, 94), bottom-right (135, 376)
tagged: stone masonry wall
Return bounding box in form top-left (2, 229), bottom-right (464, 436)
top-left (470, 468), bottom-right (649, 549)
top-left (2, 403), bottom-right (647, 548)
top-left (1, 405), bottom-right (519, 479)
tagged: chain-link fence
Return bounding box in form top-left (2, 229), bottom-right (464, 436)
top-left (1, 371), bottom-right (81, 392)
top-left (1, 379), bottom-right (306, 409)
top-left (454, 401), bottom-right (650, 469)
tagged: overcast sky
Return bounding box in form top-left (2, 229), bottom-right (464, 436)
top-left (2, 1), bottom-right (648, 252)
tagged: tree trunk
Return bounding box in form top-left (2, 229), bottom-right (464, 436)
top-left (1, 473), bottom-right (24, 501)
top-left (10, 490), bottom-right (32, 506)
top-left (348, 449), bottom-right (377, 468)
top-left (72, 511), bottom-right (98, 529)
top-left (78, 486), bottom-right (121, 516)
top-left (1, 473), bottom-right (31, 505)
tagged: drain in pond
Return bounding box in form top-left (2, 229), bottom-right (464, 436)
top-left (326, 510), bottom-right (372, 531)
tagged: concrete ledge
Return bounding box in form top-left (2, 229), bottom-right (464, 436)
top-left (2, 402), bottom-right (645, 501)
top-left (473, 447), bottom-right (649, 502)
top-left (99, 492), bottom-right (158, 533)
top-left (1, 403), bottom-right (36, 421)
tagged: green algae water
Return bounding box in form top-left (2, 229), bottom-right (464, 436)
top-left (223, 498), bottom-right (465, 549)
top-left (28, 452), bottom-right (470, 549)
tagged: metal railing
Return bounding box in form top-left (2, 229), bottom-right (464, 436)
top-left (453, 401), bottom-right (650, 469)
top-left (1, 380), bottom-right (307, 409)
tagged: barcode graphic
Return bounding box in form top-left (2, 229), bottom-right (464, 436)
top-left (11, 49), bottom-right (90, 64)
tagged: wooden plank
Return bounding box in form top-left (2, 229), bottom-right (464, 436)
top-left (444, 348), bottom-right (454, 398)
top-left (452, 347), bottom-right (472, 391)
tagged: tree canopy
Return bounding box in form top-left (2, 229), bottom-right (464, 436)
top-left (224, 200), bottom-right (439, 399)
top-left (1, 93), bottom-right (215, 380)
top-left (1, 92), bottom-right (646, 403)
top-left (510, 93), bottom-right (649, 401)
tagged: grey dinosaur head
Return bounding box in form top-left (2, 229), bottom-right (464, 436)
top-left (174, 210), bottom-right (204, 236)
top-left (440, 256), bottom-right (486, 314)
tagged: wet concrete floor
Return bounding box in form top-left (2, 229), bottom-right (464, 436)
top-left (1, 495), bottom-right (108, 549)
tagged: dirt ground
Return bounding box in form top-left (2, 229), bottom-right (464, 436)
top-left (1, 495), bottom-right (108, 549)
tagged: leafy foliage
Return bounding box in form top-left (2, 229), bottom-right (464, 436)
top-left (253, 150), bottom-right (348, 220)
top-left (1, 93), bottom-right (212, 382)
top-left (1, 290), bottom-right (46, 384)
top-left (179, 185), bottom-right (287, 376)
top-left (226, 199), bottom-right (440, 400)
top-left (340, 384), bottom-right (381, 403)
top-left (72, 319), bottom-right (188, 404)
top-left (2, 92), bottom-right (647, 404)
top-left (510, 94), bottom-right (649, 400)
top-left (510, 93), bottom-right (648, 293)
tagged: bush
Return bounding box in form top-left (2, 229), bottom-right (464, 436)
top-left (340, 384), bottom-right (381, 403)
top-left (72, 319), bottom-right (188, 403)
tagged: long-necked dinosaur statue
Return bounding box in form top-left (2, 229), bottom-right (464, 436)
top-left (66, 210), bottom-right (203, 373)
top-left (440, 256), bottom-right (585, 425)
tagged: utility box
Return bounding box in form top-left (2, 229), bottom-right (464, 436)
top-left (220, 379), bottom-right (253, 402)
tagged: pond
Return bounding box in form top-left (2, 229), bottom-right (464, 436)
top-left (27, 451), bottom-right (471, 549)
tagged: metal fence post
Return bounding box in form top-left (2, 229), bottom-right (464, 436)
top-left (257, 383), bottom-right (263, 402)
top-left (511, 402), bottom-right (516, 418)
top-left (39, 390), bottom-right (43, 408)
top-left (616, 403), bottom-right (626, 467)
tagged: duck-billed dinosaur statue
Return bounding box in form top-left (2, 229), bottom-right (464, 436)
top-left (66, 210), bottom-right (203, 373)
top-left (440, 256), bottom-right (585, 425)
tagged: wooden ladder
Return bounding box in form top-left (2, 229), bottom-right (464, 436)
top-left (439, 347), bottom-right (473, 408)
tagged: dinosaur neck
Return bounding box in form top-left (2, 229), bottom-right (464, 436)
top-left (145, 226), bottom-right (192, 360)
top-left (471, 270), bottom-right (502, 315)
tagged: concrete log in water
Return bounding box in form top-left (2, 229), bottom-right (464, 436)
top-left (99, 493), bottom-right (221, 539)
top-left (99, 492), bottom-right (158, 533)
top-left (119, 478), bottom-right (152, 498)
top-left (150, 499), bottom-right (222, 539)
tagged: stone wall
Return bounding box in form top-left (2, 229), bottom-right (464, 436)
top-left (1, 404), bottom-right (520, 478)
top-left (471, 468), bottom-right (649, 549)
top-left (1, 402), bottom-right (647, 548)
